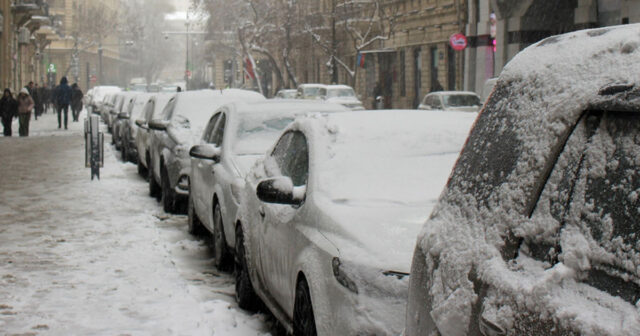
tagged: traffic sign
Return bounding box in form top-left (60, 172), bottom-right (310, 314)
top-left (48, 63), bottom-right (57, 73)
top-left (449, 33), bottom-right (468, 51)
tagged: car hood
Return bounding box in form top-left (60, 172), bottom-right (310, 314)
top-left (317, 196), bottom-right (433, 274)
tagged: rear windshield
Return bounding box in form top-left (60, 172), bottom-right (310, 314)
top-left (443, 94), bottom-right (481, 107)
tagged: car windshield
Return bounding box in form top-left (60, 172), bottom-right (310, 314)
top-left (327, 88), bottom-right (355, 98)
top-left (234, 113), bottom-right (296, 155)
top-left (443, 94), bottom-right (480, 107)
top-left (280, 91), bottom-right (297, 99)
top-left (303, 87), bottom-right (323, 97)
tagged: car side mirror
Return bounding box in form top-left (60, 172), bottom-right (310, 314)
top-left (256, 176), bottom-right (305, 206)
top-left (135, 119), bottom-right (146, 128)
top-left (189, 144), bottom-right (221, 163)
top-left (118, 112), bottom-right (129, 120)
top-left (148, 119), bottom-right (169, 131)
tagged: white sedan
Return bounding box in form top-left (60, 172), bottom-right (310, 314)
top-left (235, 110), bottom-right (477, 335)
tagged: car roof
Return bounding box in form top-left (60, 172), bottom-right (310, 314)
top-left (230, 99), bottom-right (348, 116)
top-left (427, 91), bottom-right (479, 96)
top-left (298, 84), bottom-right (326, 88)
top-left (326, 84), bottom-right (354, 90)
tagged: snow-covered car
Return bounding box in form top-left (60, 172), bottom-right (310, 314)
top-left (296, 84), bottom-right (325, 100)
top-left (90, 85), bottom-right (121, 116)
top-left (99, 94), bottom-right (117, 125)
top-left (120, 93), bottom-right (153, 163)
top-left (405, 25), bottom-right (640, 336)
top-left (148, 89), bottom-right (265, 213)
top-left (418, 91), bottom-right (481, 112)
top-left (320, 84), bottom-right (365, 110)
top-left (235, 110), bottom-right (476, 335)
top-left (188, 100), bottom-right (349, 270)
top-left (274, 89), bottom-right (297, 99)
top-left (111, 92), bottom-right (138, 149)
top-left (134, 93), bottom-right (175, 178)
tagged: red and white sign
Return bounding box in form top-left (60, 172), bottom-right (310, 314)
top-left (449, 33), bottom-right (468, 51)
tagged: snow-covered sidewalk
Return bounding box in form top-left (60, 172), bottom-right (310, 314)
top-left (0, 112), bottom-right (272, 335)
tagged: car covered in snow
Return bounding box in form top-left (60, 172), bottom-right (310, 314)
top-left (235, 110), bottom-right (476, 335)
top-left (418, 91), bottom-right (482, 113)
top-left (148, 89), bottom-right (265, 213)
top-left (111, 92), bottom-right (139, 150)
top-left (187, 100), bottom-right (349, 270)
top-left (89, 85), bottom-right (121, 115)
top-left (134, 93), bottom-right (175, 178)
top-left (274, 89), bottom-right (297, 99)
top-left (296, 84), bottom-right (326, 100)
top-left (320, 85), bottom-right (365, 110)
top-left (405, 25), bottom-right (640, 336)
top-left (120, 93), bottom-right (153, 163)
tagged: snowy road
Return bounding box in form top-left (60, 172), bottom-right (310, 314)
top-left (0, 112), bottom-right (273, 335)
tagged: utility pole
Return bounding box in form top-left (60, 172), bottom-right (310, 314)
top-left (98, 42), bottom-right (103, 85)
top-left (331, 0), bottom-right (338, 84)
top-left (185, 10), bottom-right (190, 90)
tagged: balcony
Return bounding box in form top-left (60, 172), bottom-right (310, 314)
top-left (12, 0), bottom-right (49, 30)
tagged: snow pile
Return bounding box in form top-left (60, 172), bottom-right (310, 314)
top-left (415, 24), bottom-right (640, 335)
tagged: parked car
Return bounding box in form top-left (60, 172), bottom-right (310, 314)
top-left (274, 89), bottom-right (297, 99)
top-left (148, 89), bottom-right (265, 213)
top-left (235, 109), bottom-right (476, 335)
top-left (188, 100), bottom-right (349, 270)
top-left (321, 84), bottom-right (365, 110)
top-left (100, 94), bottom-right (117, 125)
top-left (418, 91), bottom-right (481, 112)
top-left (111, 92), bottom-right (138, 149)
top-left (296, 84), bottom-right (325, 100)
top-left (135, 93), bottom-right (176, 178)
top-left (90, 85), bottom-right (121, 115)
top-left (406, 25), bottom-right (640, 336)
top-left (121, 93), bottom-right (153, 163)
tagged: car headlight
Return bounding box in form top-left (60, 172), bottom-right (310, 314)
top-left (332, 257), bottom-right (359, 293)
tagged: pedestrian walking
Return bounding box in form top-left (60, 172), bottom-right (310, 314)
top-left (43, 85), bottom-right (51, 113)
top-left (71, 83), bottom-right (84, 122)
top-left (54, 77), bottom-right (72, 130)
top-left (17, 88), bottom-right (34, 137)
top-left (32, 83), bottom-right (42, 120)
top-left (0, 89), bottom-right (18, 136)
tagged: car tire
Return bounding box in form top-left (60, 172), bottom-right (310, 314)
top-left (293, 278), bottom-right (317, 336)
top-left (188, 193), bottom-right (205, 236)
top-left (235, 224), bottom-right (260, 311)
top-left (212, 202), bottom-right (233, 271)
top-left (148, 160), bottom-right (161, 201)
top-left (162, 167), bottom-right (176, 213)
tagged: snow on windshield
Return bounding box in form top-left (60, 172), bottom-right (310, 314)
top-left (327, 88), bottom-right (355, 98)
top-left (311, 110), bottom-right (476, 206)
top-left (443, 94), bottom-right (480, 107)
top-left (233, 114), bottom-right (296, 155)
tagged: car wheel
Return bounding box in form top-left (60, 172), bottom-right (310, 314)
top-left (188, 193), bottom-right (205, 236)
top-left (235, 224), bottom-right (260, 311)
top-left (212, 202), bottom-right (233, 271)
top-left (162, 167), bottom-right (175, 213)
top-left (293, 278), bottom-right (317, 336)
top-left (148, 160), bottom-right (161, 201)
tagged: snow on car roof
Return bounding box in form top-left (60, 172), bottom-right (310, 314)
top-left (427, 91), bottom-right (479, 96)
top-left (298, 83), bottom-right (326, 88)
top-left (326, 84), bottom-right (354, 89)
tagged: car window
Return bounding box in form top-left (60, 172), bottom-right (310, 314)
top-left (209, 113), bottom-right (226, 146)
top-left (432, 96), bottom-right (443, 109)
top-left (203, 113), bottom-right (220, 143)
top-left (162, 98), bottom-right (176, 120)
top-left (269, 131), bottom-right (309, 186)
top-left (144, 100), bottom-right (155, 122)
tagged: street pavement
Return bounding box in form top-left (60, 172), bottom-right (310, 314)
top-left (0, 111), bottom-right (273, 335)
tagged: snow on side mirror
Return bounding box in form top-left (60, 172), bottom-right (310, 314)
top-left (256, 176), bottom-right (305, 206)
top-left (117, 112), bottom-right (129, 120)
top-left (148, 119), bottom-right (169, 131)
top-left (135, 119), bottom-right (146, 128)
top-left (189, 144), bottom-right (221, 163)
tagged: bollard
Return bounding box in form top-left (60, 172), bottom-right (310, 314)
top-left (85, 115), bottom-right (104, 180)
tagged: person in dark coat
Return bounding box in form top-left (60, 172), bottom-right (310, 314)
top-left (0, 89), bottom-right (18, 136)
top-left (71, 83), bottom-right (84, 122)
top-left (54, 77), bottom-right (72, 130)
top-left (32, 83), bottom-right (42, 120)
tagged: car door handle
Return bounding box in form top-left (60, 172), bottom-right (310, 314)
top-left (258, 206), bottom-right (265, 219)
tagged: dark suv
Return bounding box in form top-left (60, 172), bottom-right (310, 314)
top-left (406, 25), bottom-right (640, 335)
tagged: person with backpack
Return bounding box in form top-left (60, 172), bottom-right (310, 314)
top-left (0, 88), bottom-right (18, 136)
top-left (54, 77), bottom-right (72, 130)
top-left (17, 88), bottom-right (34, 137)
top-left (71, 83), bottom-right (84, 122)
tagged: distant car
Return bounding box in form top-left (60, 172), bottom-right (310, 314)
top-left (121, 93), bottom-right (154, 163)
top-left (90, 86), bottom-right (121, 116)
top-left (275, 89), bottom-right (297, 99)
top-left (147, 89), bottom-right (265, 213)
top-left (296, 84), bottom-right (326, 100)
top-left (235, 110), bottom-right (476, 335)
top-left (405, 25), bottom-right (640, 336)
top-left (134, 93), bottom-right (175, 178)
top-left (100, 94), bottom-right (117, 126)
top-left (188, 100), bottom-right (349, 271)
top-left (321, 84), bottom-right (365, 110)
top-left (418, 91), bottom-right (481, 112)
top-left (111, 92), bottom-right (138, 149)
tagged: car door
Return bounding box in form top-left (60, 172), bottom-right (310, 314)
top-left (201, 112), bottom-right (226, 231)
top-left (258, 131), bottom-right (309, 310)
top-left (152, 98), bottom-right (176, 181)
top-left (192, 112), bottom-right (221, 219)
